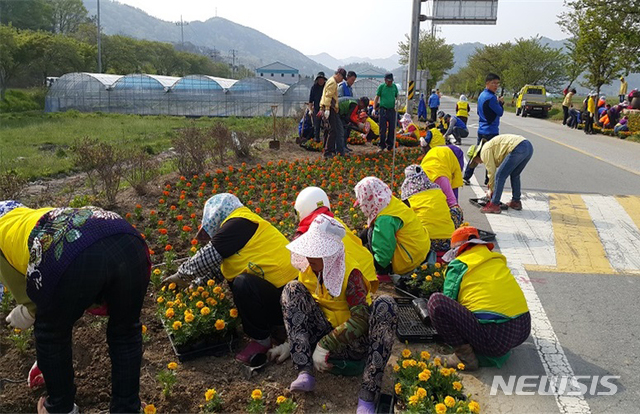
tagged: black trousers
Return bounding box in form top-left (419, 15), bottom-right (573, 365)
top-left (430, 107), bottom-right (438, 122)
top-left (230, 274), bottom-right (285, 340)
top-left (312, 110), bottom-right (322, 142)
top-left (562, 105), bottom-right (569, 125)
top-left (35, 234), bottom-right (150, 413)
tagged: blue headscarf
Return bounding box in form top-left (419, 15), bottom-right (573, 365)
top-left (0, 200), bottom-right (25, 219)
top-left (201, 194), bottom-right (243, 237)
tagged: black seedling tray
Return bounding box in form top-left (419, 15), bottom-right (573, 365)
top-left (167, 331), bottom-right (238, 362)
top-left (478, 229), bottom-right (496, 242)
top-left (395, 297), bottom-right (439, 343)
top-left (376, 393), bottom-right (396, 414)
top-left (469, 198), bottom-right (509, 210)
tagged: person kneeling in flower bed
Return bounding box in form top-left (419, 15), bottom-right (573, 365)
top-left (282, 214), bottom-right (398, 414)
top-left (162, 194), bottom-right (298, 364)
top-left (428, 226), bottom-right (531, 370)
top-left (420, 146), bottom-right (464, 208)
top-left (354, 177), bottom-right (430, 281)
top-left (401, 165), bottom-right (463, 258)
top-left (0, 201), bottom-right (150, 413)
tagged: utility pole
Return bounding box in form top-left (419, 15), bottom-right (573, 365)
top-left (407, 0), bottom-right (427, 114)
top-left (176, 15), bottom-right (189, 46)
top-left (97, 0), bottom-right (102, 73)
top-left (229, 49), bottom-right (238, 76)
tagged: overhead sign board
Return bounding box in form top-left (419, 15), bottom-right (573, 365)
top-left (431, 0), bottom-right (498, 25)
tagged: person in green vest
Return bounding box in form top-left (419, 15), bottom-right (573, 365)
top-left (353, 177), bottom-right (430, 278)
top-left (162, 194), bottom-right (298, 365)
top-left (428, 226), bottom-right (530, 370)
top-left (338, 96), bottom-right (369, 153)
top-left (281, 214), bottom-right (397, 414)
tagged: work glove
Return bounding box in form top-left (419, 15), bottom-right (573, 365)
top-left (312, 342), bottom-right (332, 372)
top-left (316, 110), bottom-right (323, 119)
top-left (161, 272), bottom-right (190, 289)
top-left (267, 341), bottom-right (291, 364)
top-left (6, 305), bottom-right (35, 330)
top-left (323, 110), bottom-right (330, 120)
top-left (28, 361), bottom-right (45, 389)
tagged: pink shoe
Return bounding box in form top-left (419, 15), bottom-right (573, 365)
top-left (235, 340), bottom-right (270, 365)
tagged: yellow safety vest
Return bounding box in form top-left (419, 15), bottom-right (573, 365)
top-left (220, 207), bottom-right (298, 288)
top-left (334, 216), bottom-right (378, 293)
top-left (428, 127), bottom-right (446, 148)
top-left (378, 197), bottom-right (430, 275)
top-left (0, 207), bottom-right (53, 274)
top-left (454, 246), bottom-right (529, 320)
top-left (408, 189), bottom-right (455, 240)
top-left (420, 146), bottom-right (463, 189)
top-left (456, 101), bottom-right (469, 118)
top-left (299, 253), bottom-right (371, 327)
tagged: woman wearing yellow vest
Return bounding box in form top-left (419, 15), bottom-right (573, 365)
top-left (353, 177), bottom-right (430, 277)
top-left (428, 226), bottom-right (530, 370)
top-left (0, 201), bottom-right (150, 413)
top-left (420, 145), bottom-right (464, 208)
top-left (455, 94), bottom-right (471, 125)
top-left (281, 214), bottom-right (397, 414)
top-left (162, 194), bottom-right (298, 365)
top-left (400, 165), bottom-right (463, 256)
top-left (419, 120), bottom-right (446, 153)
top-left (293, 186), bottom-right (379, 292)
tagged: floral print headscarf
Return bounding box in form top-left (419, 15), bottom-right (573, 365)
top-left (0, 200), bottom-right (24, 219)
top-left (201, 194), bottom-right (244, 237)
top-left (400, 164), bottom-right (439, 201)
top-left (354, 177), bottom-right (392, 226)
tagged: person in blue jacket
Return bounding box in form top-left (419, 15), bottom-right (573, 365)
top-left (418, 93), bottom-right (427, 122)
top-left (463, 73), bottom-right (504, 185)
top-left (428, 90), bottom-right (440, 122)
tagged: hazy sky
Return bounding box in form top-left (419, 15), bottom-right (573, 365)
top-left (114, 0), bottom-right (568, 58)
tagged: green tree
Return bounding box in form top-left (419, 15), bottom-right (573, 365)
top-left (0, 0), bottom-right (53, 31)
top-left (50, 0), bottom-right (89, 34)
top-left (398, 32), bottom-right (454, 90)
top-left (0, 25), bottom-right (21, 100)
top-left (502, 37), bottom-right (568, 92)
top-left (23, 31), bottom-right (95, 83)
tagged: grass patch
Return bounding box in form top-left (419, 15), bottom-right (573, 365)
top-left (0, 88), bottom-right (47, 113)
top-left (0, 111), bottom-right (291, 180)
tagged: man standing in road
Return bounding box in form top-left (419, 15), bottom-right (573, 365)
top-left (428, 89), bottom-right (440, 121)
top-left (562, 88), bottom-right (576, 126)
top-left (338, 71), bottom-right (357, 97)
top-left (374, 73), bottom-right (399, 152)
top-left (320, 68), bottom-right (347, 158)
top-left (463, 73), bottom-right (504, 185)
top-left (308, 72), bottom-right (327, 143)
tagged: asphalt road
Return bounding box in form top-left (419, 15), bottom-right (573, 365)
top-left (437, 97), bottom-right (640, 414)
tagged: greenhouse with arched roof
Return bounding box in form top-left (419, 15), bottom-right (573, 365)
top-left (170, 75), bottom-right (237, 117)
top-left (283, 79), bottom-right (313, 117)
top-left (45, 73), bottom-right (122, 113)
top-left (108, 74), bottom-right (180, 115)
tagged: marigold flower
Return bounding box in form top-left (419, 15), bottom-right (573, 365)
top-left (190, 246), bottom-right (197, 253)
top-left (276, 395), bottom-right (287, 405)
top-left (172, 321), bottom-right (182, 330)
top-left (453, 381), bottom-right (463, 392)
top-left (191, 239), bottom-right (199, 246)
top-left (158, 228), bottom-right (168, 235)
top-left (176, 215), bottom-right (184, 221)
top-left (185, 313), bottom-right (195, 323)
top-left (168, 282), bottom-right (176, 290)
top-left (143, 404), bottom-right (156, 414)
top-left (205, 388), bottom-right (216, 401)
top-left (153, 268), bottom-right (162, 275)
top-left (418, 362), bottom-right (427, 370)
top-left (435, 262), bottom-right (442, 268)
top-left (421, 351), bottom-right (431, 361)
top-left (166, 301), bottom-right (174, 308)
top-left (182, 225), bottom-right (192, 232)
top-left (468, 401), bottom-right (480, 413)
top-left (441, 368), bottom-right (453, 377)
top-left (142, 325), bottom-right (147, 334)
top-left (411, 273), bottom-right (418, 279)
top-left (426, 275), bottom-right (433, 282)
top-left (251, 389), bottom-right (263, 400)
top-left (434, 357), bottom-right (442, 366)
top-left (165, 244), bottom-right (173, 251)
top-left (215, 319), bottom-right (225, 330)
top-left (402, 359), bottom-right (417, 369)
top-left (165, 308), bottom-right (175, 319)
top-left (457, 362), bottom-right (465, 371)
top-left (170, 205), bottom-right (176, 210)
top-left (445, 396), bottom-right (456, 408)
top-left (408, 395), bottom-right (420, 407)
top-left (219, 293), bottom-right (225, 300)
top-left (200, 306), bottom-right (211, 316)
top-left (434, 272), bottom-right (441, 277)
top-left (435, 403), bottom-right (447, 414)
top-left (394, 383), bottom-right (402, 395)
top-left (167, 362), bottom-right (178, 370)
top-left (207, 279), bottom-right (215, 286)
top-left (418, 369), bottom-right (431, 382)
top-left (213, 286), bottom-right (223, 294)
top-left (401, 349), bottom-right (412, 358)
top-left (230, 308), bottom-right (238, 318)
top-left (157, 297), bottom-right (164, 304)
top-left (421, 264), bottom-right (428, 270)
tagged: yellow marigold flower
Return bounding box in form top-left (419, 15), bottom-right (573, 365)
top-left (219, 293), bottom-right (225, 300)
top-left (435, 403), bottom-right (447, 414)
top-left (468, 401), bottom-right (480, 413)
top-left (143, 404), bottom-right (157, 414)
top-left (434, 357), bottom-right (442, 366)
top-left (197, 286), bottom-right (205, 292)
top-left (457, 362), bottom-right (465, 371)
top-left (176, 293), bottom-right (183, 299)
top-left (435, 262), bottom-right (442, 268)
top-left (165, 308), bottom-right (175, 319)
top-left (157, 296), bottom-right (164, 303)
top-left (416, 387), bottom-right (427, 399)
top-left (153, 268), bottom-right (161, 275)
top-left (420, 351), bottom-right (430, 360)
top-left (174, 299), bottom-right (181, 305)
top-left (393, 364), bottom-right (400, 372)
top-left (201, 291), bottom-right (210, 298)
top-left (172, 321), bottom-right (182, 330)
top-left (276, 396), bottom-right (287, 405)
top-left (394, 383), bottom-right (402, 395)
top-left (434, 272), bottom-right (441, 277)
top-left (190, 246), bottom-right (197, 253)
top-left (192, 291), bottom-right (200, 297)
top-left (418, 362), bottom-right (427, 370)
top-left (215, 319), bottom-right (225, 330)
top-left (161, 286), bottom-right (166, 291)
top-left (141, 325), bottom-right (147, 334)
top-left (408, 395), bottom-right (420, 407)
top-left (167, 362), bottom-right (178, 370)
top-left (426, 275), bottom-right (433, 282)
top-left (445, 396), bottom-right (455, 408)
top-left (185, 313), bottom-right (195, 323)
top-left (166, 301), bottom-right (174, 308)
top-left (168, 282), bottom-right (176, 290)
top-left (411, 273), bottom-right (418, 279)
top-left (421, 264), bottom-right (428, 270)
top-left (207, 298), bottom-right (217, 306)
top-left (230, 308), bottom-right (238, 318)
top-left (184, 309), bottom-right (193, 316)
top-left (200, 306), bottom-right (211, 316)
top-left (207, 279), bottom-right (215, 286)
top-left (418, 369), bottom-right (431, 382)
top-left (14, 328), bottom-right (21, 334)
top-left (441, 368), bottom-right (452, 377)
top-left (453, 381), bottom-right (463, 391)
top-left (196, 301), bottom-right (205, 308)
top-left (401, 349), bottom-right (412, 358)
top-left (205, 388), bottom-right (216, 401)
top-left (213, 286), bottom-right (223, 294)
top-left (402, 359), bottom-right (417, 369)
top-left (251, 389), bottom-right (263, 400)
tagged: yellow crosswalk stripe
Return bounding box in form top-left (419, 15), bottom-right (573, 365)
top-left (526, 193), bottom-right (615, 274)
top-left (617, 195), bottom-right (640, 233)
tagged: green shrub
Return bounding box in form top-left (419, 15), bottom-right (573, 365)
top-left (0, 89), bottom-right (46, 113)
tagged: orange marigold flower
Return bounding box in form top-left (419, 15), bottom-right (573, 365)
top-left (176, 215), bottom-right (183, 221)
top-left (158, 228), bottom-right (168, 235)
top-left (165, 244), bottom-right (173, 251)
top-left (191, 239), bottom-right (198, 245)
top-left (182, 225), bottom-right (192, 232)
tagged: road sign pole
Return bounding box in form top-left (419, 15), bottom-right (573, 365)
top-left (406, 0), bottom-right (425, 115)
